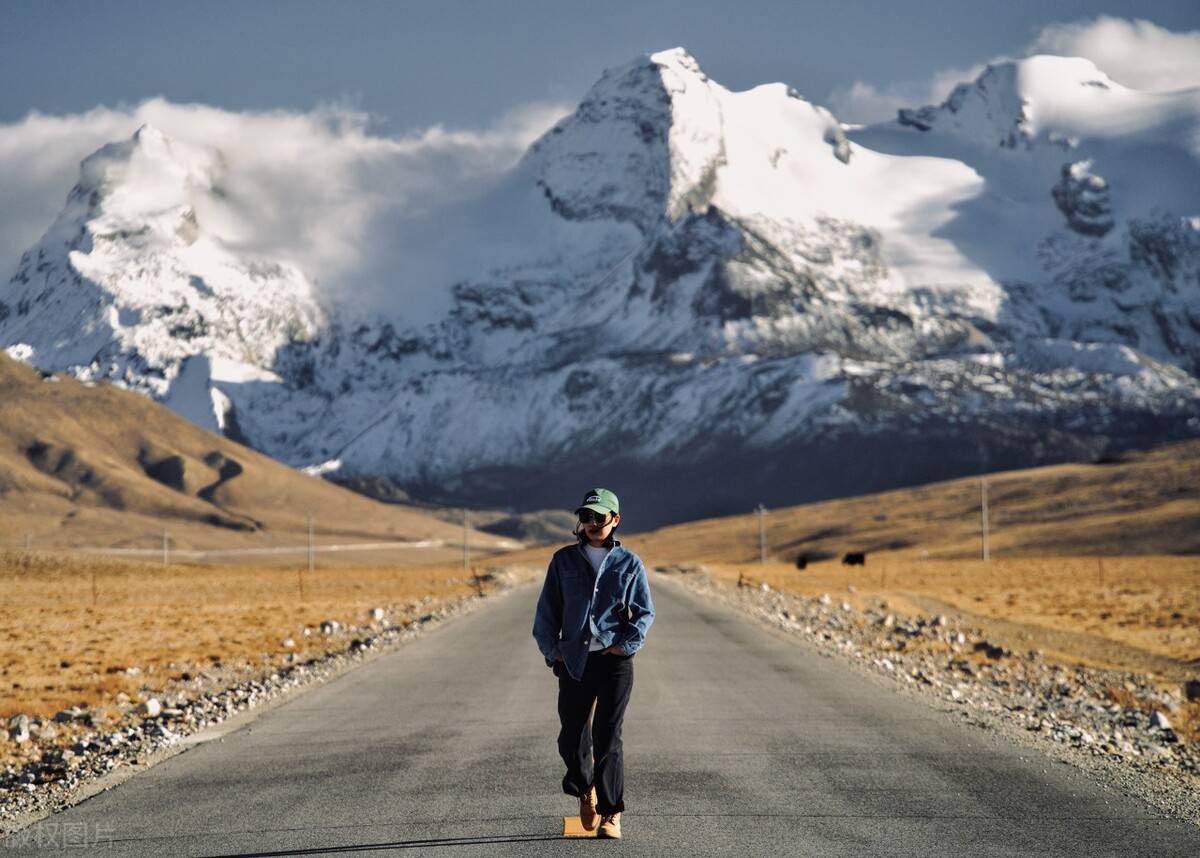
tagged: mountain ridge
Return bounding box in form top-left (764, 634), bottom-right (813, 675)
top-left (2, 48), bottom-right (1198, 528)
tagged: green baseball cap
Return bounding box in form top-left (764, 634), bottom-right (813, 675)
top-left (576, 488), bottom-right (619, 516)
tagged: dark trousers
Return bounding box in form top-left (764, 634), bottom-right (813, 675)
top-left (555, 650), bottom-right (635, 815)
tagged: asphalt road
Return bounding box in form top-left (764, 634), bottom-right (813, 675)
top-left (4, 574), bottom-right (1198, 856)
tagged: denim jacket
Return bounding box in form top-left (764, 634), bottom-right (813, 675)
top-left (532, 539), bottom-right (655, 681)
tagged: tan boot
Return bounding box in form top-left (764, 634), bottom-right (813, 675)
top-left (597, 812), bottom-right (622, 839)
top-left (579, 786), bottom-right (599, 831)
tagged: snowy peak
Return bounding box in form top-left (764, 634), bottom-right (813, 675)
top-left (74, 124), bottom-right (218, 241)
top-left (0, 123), bottom-right (322, 418)
top-left (528, 47), bottom-right (726, 228)
top-left (528, 47), bottom-right (858, 232)
top-left (897, 55), bottom-right (1200, 152)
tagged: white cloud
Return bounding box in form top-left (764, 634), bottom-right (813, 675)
top-left (1028, 16), bottom-right (1200, 92)
top-left (0, 98), bottom-right (570, 313)
top-left (826, 16), bottom-right (1200, 125)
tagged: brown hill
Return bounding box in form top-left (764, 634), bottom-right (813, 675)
top-left (627, 439), bottom-right (1200, 564)
top-left (0, 354), bottom-right (509, 562)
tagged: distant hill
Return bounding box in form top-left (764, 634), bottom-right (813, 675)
top-left (0, 353), bottom-right (511, 559)
top-left (627, 440), bottom-right (1200, 562)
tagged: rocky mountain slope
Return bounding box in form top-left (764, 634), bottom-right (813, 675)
top-left (3, 49), bottom-right (1198, 527)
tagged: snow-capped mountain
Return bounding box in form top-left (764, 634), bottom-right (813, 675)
top-left (4, 49), bottom-right (1199, 526)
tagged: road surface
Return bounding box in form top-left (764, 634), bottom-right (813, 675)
top-left (3, 574), bottom-right (1198, 856)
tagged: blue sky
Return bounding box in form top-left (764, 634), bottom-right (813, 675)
top-left (3, 0), bottom-right (1198, 131)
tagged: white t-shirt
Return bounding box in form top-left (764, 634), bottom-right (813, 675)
top-left (583, 543), bottom-right (611, 651)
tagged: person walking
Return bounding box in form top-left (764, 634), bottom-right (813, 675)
top-left (532, 488), bottom-right (655, 840)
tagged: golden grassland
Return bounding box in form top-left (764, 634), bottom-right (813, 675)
top-left (0, 551), bottom-right (543, 768)
top-left (629, 439), bottom-right (1200, 562)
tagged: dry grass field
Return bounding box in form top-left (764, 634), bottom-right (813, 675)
top-left (0, 550), bottom-right (542, 769)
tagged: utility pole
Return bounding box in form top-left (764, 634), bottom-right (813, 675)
top-left (757, 504), bottom-right (767, 564)
top-left (162, 530), bottom-right (170, 567)
top-left (307, 513), bottom-right (315, 576)
top-left (980, 478), bottom-right (990, 561)
top-left (463, 508), bottom-right (470, 573)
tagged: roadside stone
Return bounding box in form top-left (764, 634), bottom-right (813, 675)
top-left (8, 715), bottom-right (30, 744)
top-left (138, 698), bottom-right (162, 718)
top-left (1150, 711), bottom-right (1172, 731)
top-left (973, 641), bottom-right (1009, 659)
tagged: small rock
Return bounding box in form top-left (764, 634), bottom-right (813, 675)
top-left (817, 594), bottom-right (832, 606)
top-left (320, 620), bottom-right (341, 635)
top-left (369, 607), bottom-right (385, 621)
top-left (839, 602), bottom-right (851, 612)
top-left (1150, 711), bottom-right (1172, 731)
top-left (1184, 680), bottom-right (1200, 702)
top-left (973, 641), bottom-right (1008, 659)
top-left (8, 714), bottom-right (30, 743)
top-left (30, 722), bottom-right (57, 741)
top-left (759, 582), bottom-right (770, 592)
top-left (881, 614), bottom-right (895, 628)
top-left (139, 698), bottom-right (162, 717)
top-left (935, 615), bottom-right (948, 627)
top-left (281, 638), bottom-right (295, 649)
